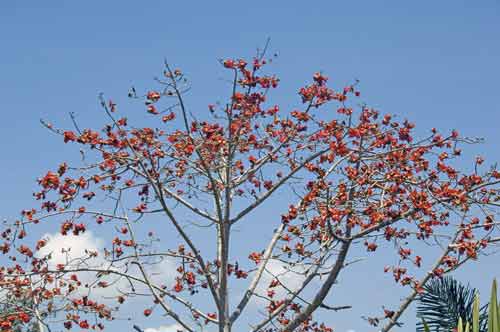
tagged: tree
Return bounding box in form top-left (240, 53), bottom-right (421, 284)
top-left (416, 276), bottom-right (488, 332)
top-left (0, 49), bottom-right (499, 332)
top-left (0, 283), bottom-right (42, 332)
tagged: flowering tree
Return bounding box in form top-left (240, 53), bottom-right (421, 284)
top-left (0, 294), bottom-right (41, 332)
top-left (1, 49), bottom-right (499, 332)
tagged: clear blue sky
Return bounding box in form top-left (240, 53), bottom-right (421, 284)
top-left (1, 2), bottom-right (499, 332)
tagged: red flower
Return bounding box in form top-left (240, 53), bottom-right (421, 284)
top-left (162, 112), bottom-right (176, 122)
top-left (223, 59), bottom-right (235, 68)
top-left (39, 171), bottom-right (60, 189)
top-left (174, 280), bottom-right (183, 292)
top-left (147, 105), bottom-right (158, 114)
top-left (365, 242), bottom-right (378, 252)
top-left (123, 240), bottom-right (135, 247)
top-left (18, 312), bottom-right (30, 323)
top-left (146, 91), bottom-right (161, 102)
top-left (63, 131), bottom-right (77, 143)
top-left (79, 320), bottom-right (90, 328)
top-left (248, 252), bottom-right (262, 264)
top-left (312, 72), bottom-right (328, 85)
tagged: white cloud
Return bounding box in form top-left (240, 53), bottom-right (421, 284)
top-left (35, 231), bottom-right (123, 298)
top-left (36, 231), bottom-right (104, 268)
top-left (34, 231), bottom-right (178, 300)
top-left (145, 323), bottom-right (184, 332)
top-left (252, 259), bottom-right (309, 304)
top-left (265, 259), bottom-right (307, 290)
top-left (148, 256), bottom-right (177, 286)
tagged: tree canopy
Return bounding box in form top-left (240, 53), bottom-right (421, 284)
top-left (1, 51), bottom-right (499, 332)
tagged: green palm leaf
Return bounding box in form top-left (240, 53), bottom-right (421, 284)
top-left (416, 276), bottom-right (488, 332)
top-left (488, 279), bottom-right (498, 332)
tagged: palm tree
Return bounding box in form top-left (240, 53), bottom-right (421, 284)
top-left (416, 276), bottom-right (489, 332)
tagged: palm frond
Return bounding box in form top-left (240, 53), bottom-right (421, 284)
top-left (416, 276), bottom-right (488, 332)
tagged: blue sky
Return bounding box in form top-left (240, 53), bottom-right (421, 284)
top-left (1, 1), bottom-right (499, 332)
